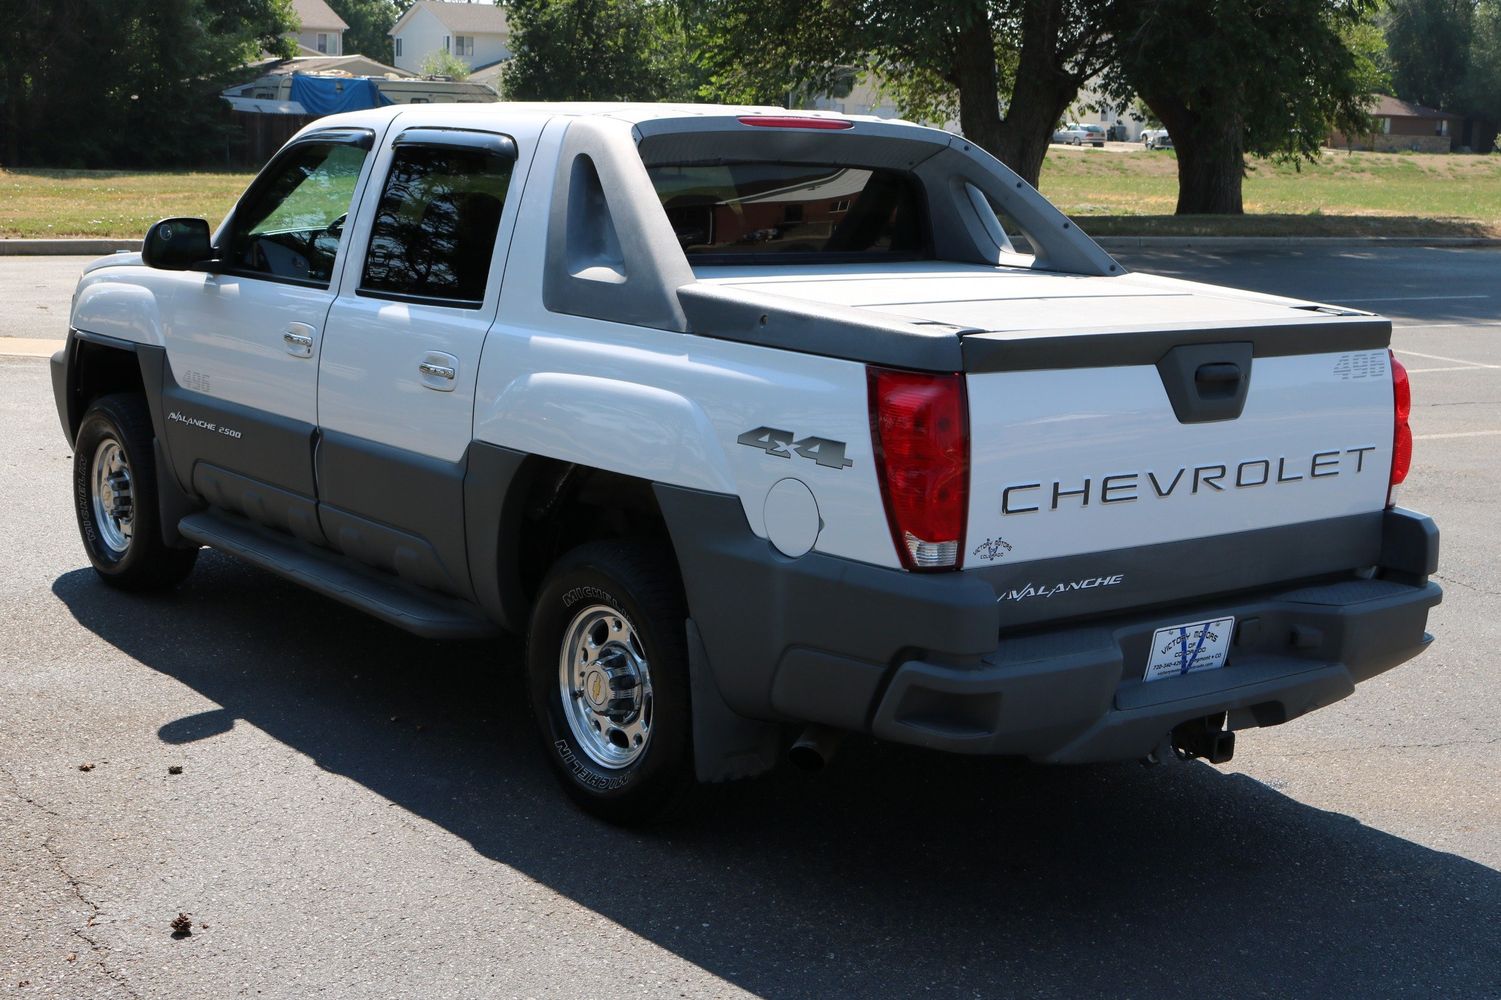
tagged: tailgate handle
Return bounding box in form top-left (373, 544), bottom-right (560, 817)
top-left (1195, 362), bottom-right (1242, 397)
top-left (1157, 343), bottom-right (1253, 424)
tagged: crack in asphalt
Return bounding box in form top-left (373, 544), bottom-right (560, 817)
top-left (0, 761), bottom-right (62, 819)
top-left (1432, 572), bottom-right (1501, 599)
top-left (0, 764), bottom-right (142, 1000)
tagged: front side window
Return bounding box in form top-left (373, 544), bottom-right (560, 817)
top-left (226, 141), bottom-right (369, 286)
top-left (647, 162), bottom-right (927, 262)
top-left (360, 142), bottom-right (512, 306)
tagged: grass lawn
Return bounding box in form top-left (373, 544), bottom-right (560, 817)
top-left (1041, 146), bottom-right (1501, 238)
top-left (3, 146), bottom-right (1499, 239)
top-left (0, 169), bottom-right (252, 239)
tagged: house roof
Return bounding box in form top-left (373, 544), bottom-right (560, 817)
top-left (390, 1), bottom-right (510, 37)
top-left (1370, 94), bottom-right (1461, 120)
top-left (291, 0), bottom-right (349, 30)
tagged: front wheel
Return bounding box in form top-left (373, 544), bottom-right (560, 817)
top-left (72, 393), bottom-right (198, 590)
top-left (526, 540), bottom-right (693, 824)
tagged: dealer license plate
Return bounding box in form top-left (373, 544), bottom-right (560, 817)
top-left (1143, 616), bottom-right (1236, 682)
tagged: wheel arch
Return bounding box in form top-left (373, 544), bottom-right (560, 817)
top-left (465, 446), bottom-right (677, 633)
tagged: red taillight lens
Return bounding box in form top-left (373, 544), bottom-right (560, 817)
top-left (868, 367), bottom-right (969, 571)
top-left (736, 115), bottom-right (854, 130)
top-left (1390, 350), bottom-right (1412, 492)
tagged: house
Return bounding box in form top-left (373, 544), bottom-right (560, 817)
top-left (1329, 95), bottom-right (1462, 153)
top-left (390, 1), bottom-right (512, 76)
top-left (1066, 80), bottom-right (1146, 142)
top-left (288, 0), bottom-right (348, 57)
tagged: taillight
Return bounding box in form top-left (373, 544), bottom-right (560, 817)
top-left (868, 367), bottom-right (969, 571)
top-left (1389, 350), bottom-right (1412, 501)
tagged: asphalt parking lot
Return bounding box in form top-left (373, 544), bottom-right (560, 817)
top-left (2, 247), bottom-right (1498, 998)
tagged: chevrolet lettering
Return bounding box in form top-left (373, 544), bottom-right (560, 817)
top-left (51, 102), bottom-right (1440, 823)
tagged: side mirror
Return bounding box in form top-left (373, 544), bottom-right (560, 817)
top-left (142, 218), bottom-right (216, 271)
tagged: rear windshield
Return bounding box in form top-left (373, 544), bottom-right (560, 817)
top-left (646, 162), bottom-right (928, 263)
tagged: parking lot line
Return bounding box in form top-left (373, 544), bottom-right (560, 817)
top-left (1413, 430), bottom-right (1501, 440)
top-left (1393, 348), bottom-right (1501, 369)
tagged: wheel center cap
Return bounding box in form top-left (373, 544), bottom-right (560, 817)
top-left (584, 668), bottom-right (610, 709)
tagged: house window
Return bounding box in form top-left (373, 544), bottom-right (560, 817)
top-left (317, 33), bottom-right (329, 53)
top-left (443, 36), bottom-right (450, 52)
top-left (455, 35), bottom-right (474, 57)
top-left (1380, 117), bottom-right (1392, 134)
top-left (394, 37), bottom-right (402, 57)
top-left (1438, 119), bottom-right (1449, 137)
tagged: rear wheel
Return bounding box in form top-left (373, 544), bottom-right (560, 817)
top-left (527, 540), bottom-right (692, 824)
top-left (72, 394), bottom-right (197, 590)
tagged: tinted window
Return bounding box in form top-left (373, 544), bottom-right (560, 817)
top-left (361, 144), bottom-right (511, 306)
top-left (228, 142), bottom-right (368, 285)
top-left (646, 163), bottom-right (927, 261)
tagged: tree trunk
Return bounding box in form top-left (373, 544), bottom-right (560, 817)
top-left (1145, 95), bottom-right (1246, 214)
top-left (3, 62), bottom-right (20, 167)
top-left (951, 1), bottom-right (1006, 161)
top-left (951, 0), bottom-right (1084, 189)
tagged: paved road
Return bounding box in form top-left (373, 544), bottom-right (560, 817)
top-left (2, 249), bottom-right (1498, 998)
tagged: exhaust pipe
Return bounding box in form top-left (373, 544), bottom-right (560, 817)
top-left (1170, 713), bottom-right (1236, 765)
top-left (788, 725), bottom-right (843, 772)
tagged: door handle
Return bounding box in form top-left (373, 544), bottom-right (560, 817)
top-left (283, 323), bottom-right (315, 358)
top-left (418, 351), bottom-right (459, 392)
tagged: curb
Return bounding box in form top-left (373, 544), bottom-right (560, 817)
top-left (1094, 235), bottom-right (1501, 251)
top-left (0, 238), bottom-right (139, 256)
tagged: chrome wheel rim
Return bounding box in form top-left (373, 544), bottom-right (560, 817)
top-left (558, 603), bottom-right (653, 769)
top-left (90, 438), bottom-right (134, 555)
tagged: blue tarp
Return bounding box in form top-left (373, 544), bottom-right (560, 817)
top-left (288, 75), bottom-right (393, 115)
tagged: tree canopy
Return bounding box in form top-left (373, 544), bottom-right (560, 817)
top-left (503, 0), bottom-right (702, 102)
top-left (1383, 0), bottom-right (1501, 148)
top-left (327, 0), bottom-right (400, 65)
top-left (1, 0), bottom-right (298, 168)
top-left (690, 0), bottom-right (1116, 188)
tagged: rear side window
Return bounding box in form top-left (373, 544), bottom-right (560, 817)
top-left (646, 163), bottom-right (928, 262)
top-left (361, 144), bottom-right (512, 307)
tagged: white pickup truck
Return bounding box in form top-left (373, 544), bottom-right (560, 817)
top-left (52, 103), bottom-right (1440, 822)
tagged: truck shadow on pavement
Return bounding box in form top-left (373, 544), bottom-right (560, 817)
top-left (53, 555), bottom-right (1501, 998)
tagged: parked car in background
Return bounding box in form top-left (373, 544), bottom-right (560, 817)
top-left (1142, 128), bottom-right (1173, 150)
top-left (1052, 124), bottom-right (1086, 145)
top-left (1078, 123), bottom-right (1106, 147)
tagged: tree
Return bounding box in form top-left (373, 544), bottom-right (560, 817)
top-left (1383, 0), bottom-right (1501, 150)
top-left (1384, 0), bottom-right (1474, 110)
top-left (1466, 0), bottom-right (1501, 147)
top-left (690, 0), bottom-right (1117, 188)
top-left (327, 0), bottom-right (400, 64)
top-left (420, 49), bottom-right (471, 80)
top-left (1106, 0), bottom-right (1377, 214)
top-left (0, 0), bottom-right (297, 168)
top-left (503, 0), bottom-right (702, 102)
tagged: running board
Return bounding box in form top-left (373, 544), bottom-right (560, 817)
top-left (178, 510), bottom-right (500, 640)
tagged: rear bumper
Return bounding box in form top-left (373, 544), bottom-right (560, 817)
top-left (657, 485), bottom-right (1441, 764)
top-left (870, 575), bottom-right (1438, 762)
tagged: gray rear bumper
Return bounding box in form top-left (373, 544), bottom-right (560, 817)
top-left (657, 486), bottom-right (1441, 766)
